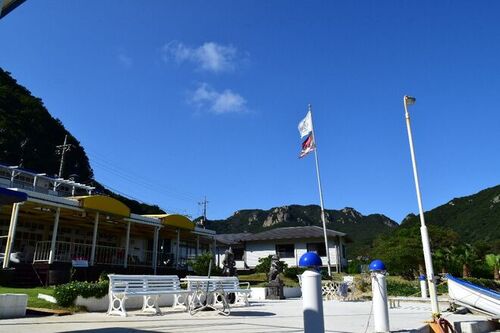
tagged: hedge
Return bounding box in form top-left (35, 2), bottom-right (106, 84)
top-left (54, 280), bottom-right (109, 307)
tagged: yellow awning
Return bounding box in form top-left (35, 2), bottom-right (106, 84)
top-left (72, 195), bottom-right (130, 217)
top-left (144, 214), bottom-right (195, 230)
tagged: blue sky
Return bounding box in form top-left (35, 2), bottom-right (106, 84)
top-left (1, 1), bottom-right (499, 222)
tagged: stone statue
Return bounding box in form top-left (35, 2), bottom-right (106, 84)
top-left (268, 254), bottom-right (281, 283)
top-left (266, 254), bottom-right (284, 299)
top-left (222, 247), bottom-right (236, 277)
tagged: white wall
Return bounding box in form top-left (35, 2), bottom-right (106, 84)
top-left (245, 242), bottom-right (275, 267)
top-left (245, 238), bottom-right (342, 269)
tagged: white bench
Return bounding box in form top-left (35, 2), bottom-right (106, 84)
top-left (184, 276), bottom-right (251, 308)
top-left (107, 274), bottom-right (190, 317)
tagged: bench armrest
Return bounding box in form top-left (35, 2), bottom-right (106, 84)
top-left (239, 282), bottom-right (250, 289)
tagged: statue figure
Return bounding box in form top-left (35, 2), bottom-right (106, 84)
top-left (222, 247), bottom-right (236, 276)
top-left (266, 254), bottom-right (284, 299)
top-left (268, 255), bottom-right (281, 283)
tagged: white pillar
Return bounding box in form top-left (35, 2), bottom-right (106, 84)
top-left (123, 221), bottom-right (131, 268)
top-left (48, 208), bottom-right (61, 264)
top-left (152, 227), bottom-right (159, 274)
top-left (420, 275), bottom-right (428, 298)
top-left (301, 270), bottom-right (325, 333)
top-left (175, 228), bottom-right (180, 269)
top-left (371, 271), bottom-right (390, 333)
top-left (212, 236), bottom-right (220, 267)
top-left (2, 203), bottom-right (21, 269)
top-left (90, 212), bottom-right (99, 266)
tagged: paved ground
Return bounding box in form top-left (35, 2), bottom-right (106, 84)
top-left (0, 299), bottom-right (492, 333)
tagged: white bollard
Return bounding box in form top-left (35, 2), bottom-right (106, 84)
top-left (370, 260), bottom-right (390, 333)
top-left (302, 269), bottom-right (325, 333)
top-left (419, 275), bottom-right (428, 299)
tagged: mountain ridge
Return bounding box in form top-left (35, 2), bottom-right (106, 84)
top-left (204, 204), bottom-right (398, 258)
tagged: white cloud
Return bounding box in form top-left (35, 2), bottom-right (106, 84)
top-left (163, 41), bottom-right (238, 73)
top-left (190, 83), bottom-right (247, 114)
top-left (117, 53), bottom-right (133, 68)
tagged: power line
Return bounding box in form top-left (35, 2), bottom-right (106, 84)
top-left (100, 181), bottom-right (189, 215)
top-left (86, 149), bottom-right (200, 202)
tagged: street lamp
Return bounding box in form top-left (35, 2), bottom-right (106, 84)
top-left (403, 95), bottom-right (440, 316)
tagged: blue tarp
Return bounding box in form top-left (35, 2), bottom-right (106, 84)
top-left (0, 187), bottom-right (27, 205)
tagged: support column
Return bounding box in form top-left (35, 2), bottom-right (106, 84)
top-left (337, 235), bottom-right (342, 273)
top-left (48, 208), bottom-right (61, 264)
top-left (152, 227), bottom-right (159, 274)
top-left (90, 212), bottom-right (99, 266)
top-left (2, 203), bottom-right (21, 269)
top-left (123, 221), bottom-right (131, 268)
top-left (175, 228), bottom-right (180, 270)
top-left (212, 237), bottom-right (217, 262)
top-left (196, 235), bottom-right (200, 256)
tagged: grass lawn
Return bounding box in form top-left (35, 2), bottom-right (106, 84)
top-left (238, 272), bottom-right (300, 287)
top-left (0, 286), bottom-right (76, 311)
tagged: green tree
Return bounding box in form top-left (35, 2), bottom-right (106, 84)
top-left (371, 224), bottom-right (459, 278)
top-left (485, 254), bottom-right (500, 280)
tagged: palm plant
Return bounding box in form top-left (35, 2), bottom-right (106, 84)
top-left (452, 244), bottom-right (478, 278)
top-left (433, 247), bottom-right (453, 274)
top-left (485, 254), bottom-right (500, 280)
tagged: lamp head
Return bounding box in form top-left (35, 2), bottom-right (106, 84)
top-left (404, 95), bottom-right (416, 105)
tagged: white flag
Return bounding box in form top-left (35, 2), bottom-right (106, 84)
top-left (298, 111), bottom-right (313, 138)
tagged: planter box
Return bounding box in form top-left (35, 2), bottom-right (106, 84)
top-left (283, 287), bottom-right (302, 298)
top-left (0, 294), bottom-right (28, 319)
top-left (249, 287), bottom-right (301, 300)
top-left (75, 294), bottom-right (176, 312)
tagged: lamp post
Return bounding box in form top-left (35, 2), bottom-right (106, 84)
top-left (403, 95), bottom-right (440, 316)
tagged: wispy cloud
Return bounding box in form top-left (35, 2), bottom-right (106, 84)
top-left (162, 41), bottom-right (238, 73)
top-left (189, 83), bottom-right (247, 114)
top-left (117, 53), bottom-right (133, 68)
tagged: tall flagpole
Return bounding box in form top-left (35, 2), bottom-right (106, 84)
top-left (309, 104), bottom-right (333, 277)
top-left (403, 96), bottom-right (440, 315)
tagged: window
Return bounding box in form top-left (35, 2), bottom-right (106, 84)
top-left (276, 244), bottom-right (295, 258)
top-left (233, 248), bottom-right (244, 261)
top-left (307, 242), bottom-right (327, 256)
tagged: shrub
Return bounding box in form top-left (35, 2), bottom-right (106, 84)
top-left (386, 280), bottom-right (419, 296)
top-left (188, 252), bottom-right (221, 276)
top-left (284, 266), bottom-right (306, 281)
top-left (463, 277), bottom-right (500, 292)
top-left (254, 255), bottom-right (288, 274)
top-left (54, 280), bottom-right (109, 307)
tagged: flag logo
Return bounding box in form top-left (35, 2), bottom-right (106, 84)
top-left (299, 133), bottom-right (316, 158)
top-left (298, 110), bottom-right (313, 138)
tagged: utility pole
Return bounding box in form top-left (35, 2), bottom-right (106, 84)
top-left (56, 135), bottom-right (72, 178)
top-left (198, 196), bottom-right (209, 228)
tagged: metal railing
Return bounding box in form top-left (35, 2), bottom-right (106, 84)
top-left (33, 241), bottom-right (179, 268)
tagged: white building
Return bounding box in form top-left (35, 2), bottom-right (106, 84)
top-left (216, 226), bottom-right (349, 272)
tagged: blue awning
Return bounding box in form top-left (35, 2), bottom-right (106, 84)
top-left (0, 187), bottom-right (27, 205)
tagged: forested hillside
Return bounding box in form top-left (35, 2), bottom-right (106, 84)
top-left (0, 68), bottom-right (163, 215)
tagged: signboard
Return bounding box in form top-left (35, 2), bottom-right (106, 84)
top-left (72, 259), bottom-right (89, 268)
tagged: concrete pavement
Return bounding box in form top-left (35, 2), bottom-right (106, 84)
top-left (0, 299), bottom-right (492, 333)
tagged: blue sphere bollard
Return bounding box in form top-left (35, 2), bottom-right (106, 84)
top-left (299, 252), bottom-right (324, 333)
top-left (370, 259), bottom-right (390, 332)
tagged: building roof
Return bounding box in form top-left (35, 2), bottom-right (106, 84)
top-left (217, 226), bottom-right (349, 244)
top-left (215, 233), bottom-right (252, 245)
